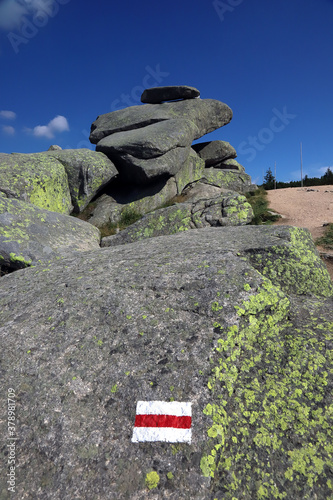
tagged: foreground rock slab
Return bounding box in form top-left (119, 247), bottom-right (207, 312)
top-left (0, 226), bottom-right (332, 499)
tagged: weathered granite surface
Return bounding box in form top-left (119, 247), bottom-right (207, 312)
top-left (1, 226), bottom-right (332, 499)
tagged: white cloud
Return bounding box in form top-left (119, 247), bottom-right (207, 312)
top-left (0, 0), bottom-right (27, 31)
top-left (317, 166), bottom-right (332, 176)
top-left (0, 110), bottom-right (16, 120)
top-left (0, 0), bottom-right (54, 31)
top-left (2, 125), bottom-right (15, 135)
top-left (289, 165), bottom-right (333, 181)
top-left (32, 115), bottom-right (69, 139)
top-left (48, 115), bottom-right (70, 133)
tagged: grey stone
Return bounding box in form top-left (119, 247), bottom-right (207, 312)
top-left (0, 226), bottom-right (332, 499)
top-left (102, 146), bottom-right (192, 185)
top-left (0, 195), bottom-right (100, 273)
top-left (90, 99), bottom-right (232, 144)
top-left (212, 158), bottom-right (245, 172)
top-left (88, 177), bottom-right (178, 228)
top-left (48, 145), bottom-right (62, 151)
top-left (87, 151), bottom-right (205, 228)
top-left (141, 85), bottom-right (200, 103)
top-left (101, 192), bottom-right (253, 247)
top-left (192, 140), bottom-right (237, 166)
top-left (45, 149), bottom-right (118, 213)
top-left (0, 152), bottom-right (73, 214)
top-left (95, 119), bottom-right (199, 159)
top-left (173, 149), bottom-right (205, 194)
top-left (181, 181), bottom-right (225, 202)
top-left (203, 167), bottom-right (253, 193)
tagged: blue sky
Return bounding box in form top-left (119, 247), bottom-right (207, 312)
top-left (0, 0), bottom-right (332, 184)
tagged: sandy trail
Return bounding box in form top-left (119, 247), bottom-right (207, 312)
top-left (266, 185), bottom-right (333, 279)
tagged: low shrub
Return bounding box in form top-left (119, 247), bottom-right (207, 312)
top-left (315, 223), bottom-right (333, 250)
top-left (246, 187), bottom-right (281, 225)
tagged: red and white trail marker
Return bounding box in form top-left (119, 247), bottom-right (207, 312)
top-left (131, 401), bottom-right (192, 443)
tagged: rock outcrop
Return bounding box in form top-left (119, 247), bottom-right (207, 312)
top-left (0, 226), bottom-right (332, 499)
top-left (84, 85), bottom-right (256, 226)
top-left (1, 85), bottom-right (332, 500)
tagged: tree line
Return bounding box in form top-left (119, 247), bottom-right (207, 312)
top-left (262, 167), bottom-right (333, 190)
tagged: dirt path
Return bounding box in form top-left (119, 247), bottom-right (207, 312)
top-left (266, 185), bottom-right (333, 279)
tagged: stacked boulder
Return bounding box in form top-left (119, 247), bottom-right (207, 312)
top-left (90, 85), bottom-right (254, 190)
top-left (87, 85), bottom-right (256, 233)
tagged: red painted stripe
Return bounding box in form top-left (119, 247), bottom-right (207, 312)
top-left (134, 414), bottom-right (192, 429)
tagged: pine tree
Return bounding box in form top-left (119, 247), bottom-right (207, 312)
top-left (263, 168), bottom-right (275, 190)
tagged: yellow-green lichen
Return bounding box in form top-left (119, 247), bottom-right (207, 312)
top-left (201, 279), bottom-right (333, 498)
top-left (248, 227), bottom-right (333, 297)
top-left (145, 471), bottom-right (160, 490)
top-left (0, 153), bottom-right (72, 214)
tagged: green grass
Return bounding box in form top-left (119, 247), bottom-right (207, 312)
top-left (74, 201), bottom-right (97, 221)
top-left (246, 187), bottom-right (281, 225)
top-left (315, 223), bottom-right (333, 250)
top-left (99, 207), bottom-right (143, 238)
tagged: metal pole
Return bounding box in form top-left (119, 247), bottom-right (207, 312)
top-left (300, 142), bottom-right (303, 188)
top-left (274, 161), bottom-right (277, 189)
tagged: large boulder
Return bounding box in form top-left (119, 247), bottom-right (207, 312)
top-left (0, 150), bottom-right (118, 214)
top-left (0, 152), bottom-right (73, 214)
top-left (0, 194), bottom-right (100, 273)
top-left (0, 226), bottom-right (332, 499)
top-left (203, 167), bottom-right (254, 193)
top-left (101, 192), bottom-right (254, 247)
top-left (100, 146), bottom-right (192, 185)
top-left (96, 119), bottom-right (199, 159)
top-left (90, 99), bottom-right (233, 144)
top-left (181, 181), bottom-right (227, 202)
top-left (141, 85), bottom-right (200, 103)
top-left (192, 140), bottom-right (237, 166)
top-left (45, 149), bottom-right (118, 213)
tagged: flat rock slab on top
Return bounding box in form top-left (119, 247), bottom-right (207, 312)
top-left (141, 85), bottom-right (200, 104)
